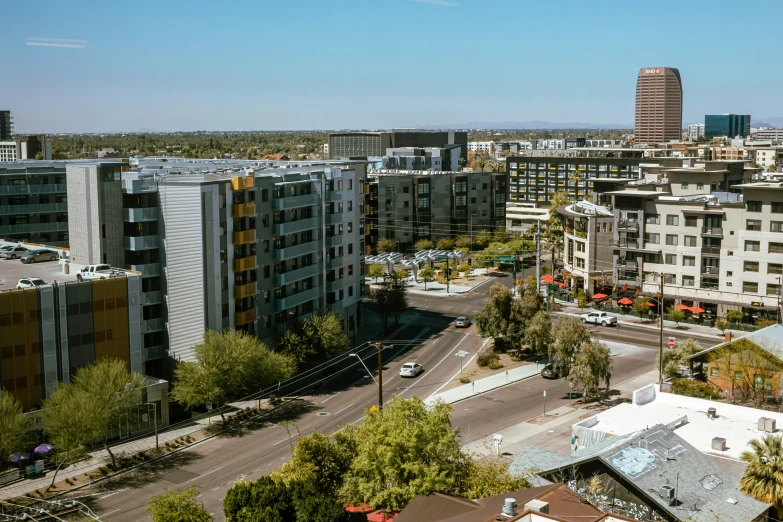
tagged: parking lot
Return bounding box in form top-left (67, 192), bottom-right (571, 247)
top-left (0, 244), bottom-right (79, 291)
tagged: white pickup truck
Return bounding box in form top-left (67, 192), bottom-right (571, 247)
top-left (76, 264), bottom-right (125, 282)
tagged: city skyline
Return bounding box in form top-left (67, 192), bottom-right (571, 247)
top-left (3, 0), bottom-right (783, 133)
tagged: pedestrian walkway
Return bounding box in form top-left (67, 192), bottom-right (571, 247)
top-left (369, 268), bottom-right (499, 297)
top-left (426, 362), bottom-right (542, 405)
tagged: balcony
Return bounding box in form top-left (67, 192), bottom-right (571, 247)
top-left (232, 202), bottom-right (255, 218)
top-left (126, 263), bottom-right (161, 277)
top-left (274, 286), bottom-right (322, 311)
top-left (0, 184), bottom-right (66, 195)
top-left (701, 266), bottom-right (720, 277)
top-left (125, 235), bottom-right (160, 251)
top-left (326, 280), bottom-right (343, 293)
top-left (0, 203), bottom-right (68, 216)
top-left (232, 229), bottom-right (255, 245)
top-left (700, 281), bottom-right (720, 290)
top-left (326, 235), bottom-right (343, 248)
top-left (141, 318), bottom-right (164, 334)
top-left (273, 240), bottom-right (320, 261)
top-left (233, 255), bottom-right (256, 272)
top-left (234, 281), bottom-right (256, 299)
top-left (617, 219), bottom-right (638, 232)
top-left (701, 226), bottom-right (723, 237)
top-left (701, 246), bottom-right (721, 257)
top-left (616, 239), bottom-right (639, 249)
top-left (142, 291), bottom-right (162, 305)
top-left (274, 217), bottom-right (320, 236)
top-left (326, 257), bottom-right (343, 270)
top-left (326, 191), bottom-right (345, 203)
top-left (123, 178), bottom-right (157, 194)
top-left (0, 222), bottom-right (69, 235)
top-left (124, 207), bottom-right (159, 222)
top-left (144, 345), bottom-right (165, 361)
top-left (274, 263), bottom-right (321, 286)
top-left (326, 213), bottom-right (343, 225)
top-left (329, 299), bottom-right (344, 312)
top-left (231, 176), bottom-right (254, 191)
top-left (273, 193), bottom-right (320, 211)
top-left (235, 308), bottom-right (257, 326)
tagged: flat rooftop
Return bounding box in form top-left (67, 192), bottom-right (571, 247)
top-left (0, 241), bottom-right (78, 291)
top-left (575, 384), bottom-right (783, 461)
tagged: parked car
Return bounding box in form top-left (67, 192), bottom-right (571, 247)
top-left (16, 278), bottom-right (47, 289)
top-left (580, 311), bottom-right (617, 326)
top-left (455, 316), bottom-right (471, 328)
top-left (20, 249), bottom-right (59, 264)
top-left (399, 362), bottom-right (423, 378)
top-left (541, 361), bottom-right (563, 379)
top-left (0, 245), bottom-right (28, 259)
top-left (76, 264), bottom-right (124, 282)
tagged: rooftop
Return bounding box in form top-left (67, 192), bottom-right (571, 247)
top-left (0, 241), bottom-right (77, 290)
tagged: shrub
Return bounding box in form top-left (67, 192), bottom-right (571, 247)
top-left (671, 378), bottom-right (719, 400)
top-left (488, 361), bottom-right (504, 370)
top-left (477, 347), bottom-right (500, 368)
top-left (459, 376), bottom-right (471, 384)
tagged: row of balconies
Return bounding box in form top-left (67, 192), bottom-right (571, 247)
top-left (231, 176), bottom-right (254, 191)
top-left (125, 235), bottom-right (160, 251)
top-left (124, 207), bottom-right (159, 222)
top-left (0, 203), bottom-right (68, 216)
top-left (0, 221), bottom-right (68, 235)
top-left (0, 184), bottom-right (66, 195)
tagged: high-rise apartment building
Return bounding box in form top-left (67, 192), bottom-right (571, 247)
top-left (0, 111), bottom-right (12, 140)
top-left (634, 67), bottom-right (683, 144)
top-left (705, 114), bottom-right (751, 139)
top-left (330, 131), bottom-right (468, 165)
top-left (688, 123), bottom-right (705, 141)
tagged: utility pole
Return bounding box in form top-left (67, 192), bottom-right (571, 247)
top-left (376, 342), bottom-right (383, 410)
top-left (659, 273), bottom-right (665, 384)
top-left (445, 255), bottom-right (450, 294)
top-left (536, 219), bottom-right (541, 295)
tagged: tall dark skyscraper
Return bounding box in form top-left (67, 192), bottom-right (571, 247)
top-left (0, 111), bottom-right (12, 140)
top-left (704, 114), bottom-right (751, 139)
top-left (634, 67), bottom-right (683, 144)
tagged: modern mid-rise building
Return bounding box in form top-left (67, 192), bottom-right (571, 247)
top-left (753, 128), bottom-right (783, 141)
top-left (329, 131), bottom-right (468, 165)
top-left (379, 146), bottom-right (462, 172)
top-left (688, 123), bottom-right (705, 140)
top-left (365, 169), bottom-right (507, 253)
top-left (0, 142), bottom-right (16, 162)
top-left (634, 67), bottom-right (683, 144)
top-left (0, 111), bottom-right (12, 141)
top-left (705, 114), bottom-right (752, 139)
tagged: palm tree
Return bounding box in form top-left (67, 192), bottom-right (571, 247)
top-left (740, 434), bottom-right (783, 515)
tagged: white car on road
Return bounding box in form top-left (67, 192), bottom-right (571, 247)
top-left (399, 362), bottom-right (423, 378)
top-left (580, 311), bottom-right (617, 326)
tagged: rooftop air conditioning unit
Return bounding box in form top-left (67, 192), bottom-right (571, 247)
top-left (523, 499), bottom-right (549, 514)
top-left (501, 498), bottom-right (518, 518)
top-left (712, 437), bottom-right (727, 451)
top-left (708, 407), bottom-right (717, 419)
top-left (660, 485), bottom-right (676, 506)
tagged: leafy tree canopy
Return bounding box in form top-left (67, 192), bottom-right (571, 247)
top-left (0, 390), bottom-right (26, 462)
top-left (148, 486), bottom-right (213, 522)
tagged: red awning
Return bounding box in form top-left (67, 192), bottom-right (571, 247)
top-left (690, 306), bottom-right (705, 313)
top-left (541, 274), bottom-right (554, 283)
top-left (647, 302), bottom-right (655, 307)
top-left (618, 297), bottom-right (633, 305)
top-left (673, 304), bottom-right (690, 310)
top-left (592, 293), bottom-right (608, 300)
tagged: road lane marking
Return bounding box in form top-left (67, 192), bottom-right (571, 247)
top-left (396, 333), bottom-right (474, 400)
top-left (196, 466), bottom-right (225, 479)
top-left (102, 508), bottom-right (122, 517)
top-left (333, 402), bottom-right (356, 416)
top-left (426, 336), bottom-right (488, 399)
top-left (273, 433), bottom-right (300, 446)
top-left (320, 391), bottom-right (341, 404)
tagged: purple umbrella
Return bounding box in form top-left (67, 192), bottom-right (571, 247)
top-left (8, 453), bottom-right (30, 464)
top-left (34, 444), bottom-right (54, 455)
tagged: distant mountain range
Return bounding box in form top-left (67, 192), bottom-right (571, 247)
top-left (755, 117), bottom-right (783, 128)
top-left (416, 120), bottom-right (633, 130)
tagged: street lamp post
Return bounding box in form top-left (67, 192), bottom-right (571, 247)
top-left (350, 343), bottom-right (384, 410)
top-left (147, 402), bottom-right (158, 449)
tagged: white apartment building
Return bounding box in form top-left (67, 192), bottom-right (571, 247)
top-left (559, 160), bottom-right (783, 321)
top-left (754, 148), bottom-right (779, 170)
top-left (753, 128), bottom-right (783, 141)
top-left (505, 201), bottom-right (549, 234)
top-left (468, 141), bottom-right (495, 155)
top-left (688, 123), bottom-right (705, 140)
top-left (0, 142), bottom-right (16, 161)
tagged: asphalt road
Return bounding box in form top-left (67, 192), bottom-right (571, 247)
top-left (72, 280), bottom-right (720, 521)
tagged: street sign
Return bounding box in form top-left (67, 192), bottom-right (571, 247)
top-left (493, 434), bottom-right (503, 443)
top-left (668, 338), bottom-right (676, 348)
top-left (456, 350), bottom-right (469, 358)
top-left (543, 390), bottom-right (547, 397)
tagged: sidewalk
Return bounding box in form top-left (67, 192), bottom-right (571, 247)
top-left (426, 362), bottom-right (542, 405)
top-left (369, 268), bottom-right (497, 297)
top-left (553, 299), bottom-right (727, 340)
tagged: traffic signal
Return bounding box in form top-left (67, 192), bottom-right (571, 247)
top-left (430, 259), bottom-right (434, 268)
top-left (468, 258), bottom-right (472, 266)
top-left (515, 278), bottom-right (520, 285)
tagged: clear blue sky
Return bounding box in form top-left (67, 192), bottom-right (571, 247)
top-left (4, 0), bottom-right (781, 133)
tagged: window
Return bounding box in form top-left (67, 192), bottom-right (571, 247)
top-left (710, 367), bottom-right (720, 377)
top-left (683, 256), bottom-right (695, 266)
top-left (261, 189), bottom-right (269, 202)
top-left (744, 261), bottom-right (759, 272)
top-left (697, 183), bottom-right (704, 190)
top-left (747, 220), bottom-right (761, 231)
top-left (665, 234), bottom-right (678, 246)
top-left (576, 242), bottom-right (585, 252)
top-left (734, 371), bottom-right (742, 381)
top-left (772, 202), bottom-right (783, 214)
top-left (456, 195), bottom-right (467, 206)
top-left (482, 183), bottom-right (488, 190)
top-left (768, 284), bottom-right (781, 296)
top-left (684, 216), bottom-right (697, 227)
top-left (643, 253), bottom-right (660, 264)
top-left (743, 282), bottom-right (759, 293)
top-left (575, 258), bottom-right (585, 268)
top-left (747, 200), bottom-right (762, 212)
top-left (772, 243), bottom-right (783, 254)
top-left (727, 271), bottom-right (733, 277)
top-left (348, 243), bottom-right (353, 255)
top-left (755, 375), bottom-right (773, 391)
top-left (665, 254), bottom-right (677, 265)
top-left (684, 236), bottom-right (697, 247)
top-left (348, 179), bottom-right (353, 190)
top-left (773, 222), bottom-right (783, 233)
top-left (683, 275), bottom-right (695, 286)
top-left (645, 214), bottom-right (660, 225)
top-left (769, 263), bottom-right (783, 274)
top-left (347, 200), bottom-right (352, 211)
top-left (418, 198), bottom-right (430, 208)
top-left (470, 197), bottom-right (476, 204)
top-left (348, 285), bottom-right (354, 297)
top-left (645, 233), bottom-right (660, 244)
top-left (681, 183), bottom-right (689, 189)
top-left (666, 215), bottom-right (679, 226)
top-left (417, 183), bottom-right (429, 194)
top-left (745, 240), bottom-right (760, 252)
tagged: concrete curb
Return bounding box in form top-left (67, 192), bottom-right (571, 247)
top-left (551, 310), bottom-right (724, 341)
top-left (427, 363), bottom-right (541, 406)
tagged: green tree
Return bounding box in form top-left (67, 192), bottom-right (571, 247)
top-left (475, 229), bottom-right (493, 248)
top-left (549, 317), bottom-right (590, 378)
top-left (475, 284), bottom-right (525, 351)
top-left (462, 456), bottom-right (528, 499)
top-left (148, 486), bottom-right (213, 522)
top-left (0, 390), bottom-right (26, 464)
top-left (278, 311), bottom-right (349, 364)
top-left (366, 273), bottom-right (408, 329)
top-left (655, 339), bottom-right (703, 380)
top-left (492, 229), bottom-right (511, 244)
top-left (395, 268), bottom-right (409, 280)
top-left (526, 311), bottom-right (552, 355)
top-left (740, 434), bottom-right (783, 516)
top-left (544, 191), bottom-right (569, 278)
top-left (42, 385), bottom-right (96, 489)
top-left (172, 330), bottom-right (295, 421)
top-left (574, 288), bottom-right (588, 308)
top-left (35, 151), bottom-right (44, 160)
top-left (715, 317), bottom-right (729, 334)
top-left (668, 307), bottom-right (686, 328)
top-left (727, 309), bottom-right (744, 324)
top-left (757, 317), bottom-right (777, 328)
top-left (457, 261), bottom-right (472, 278)
top-left (376, 238), bottom-right (397, 253)
top-left (340, 397), bottom-right (470, 511)
top-left (436, 237), bottom-right (455, 250)
top-left (414, 238), bottom-right (434, 251)
top-left (455, 235), bottom-right (473, 249)
top-left (419, 266), bottom-right (435, 290)
top-left (72, 359), bottom-right (146, 468)
top-left (569, 340), bottom-right (612, 403)
top-left (224, 476), bottom-right (294, 522)
top-left (367, 263), bottom-right (385, 282)
top-left (631, 297), bottom-right (651, 323)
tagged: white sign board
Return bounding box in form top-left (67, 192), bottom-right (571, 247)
top-left (493, 434), bottom-right (503, 444)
